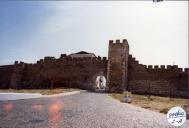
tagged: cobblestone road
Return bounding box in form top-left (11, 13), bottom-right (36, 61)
top-left (0, 91), bottom-right (188, 128)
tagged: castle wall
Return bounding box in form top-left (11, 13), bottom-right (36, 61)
top-left (0, 39), bottom-right (188, 98)
top-left (128, 55), bottom-right (189, 98)
top-left (18, 56), bottom-right (107, 90)
top-left (0, 65), bottom-right (13, 88)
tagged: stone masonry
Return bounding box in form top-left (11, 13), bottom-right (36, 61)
top-left (107, 39), bottom-right (129, 92)
top-left (0, 39), bottom-right (188, 98)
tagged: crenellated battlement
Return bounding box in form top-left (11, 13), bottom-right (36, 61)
top-left (14, 61), bottom-right (27, 67)
top-left (184, 68), bottom-right (189, 72)
top-left (12, 54), bottom-right (108, 67)
top-left (146, 65), bottom-right (188, 73)
top-left (34, 54), bottom-right (107, 65)
top-left (129, 54), bottom-right (187, 73)
top-left (60, 56), bottom-right (107, 62)
top-left (109, 39), bottom-right (129, 47)
top-left (60, 54), bottom-right (67, 58)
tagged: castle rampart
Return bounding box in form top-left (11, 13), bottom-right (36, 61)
top-left (128, 54), bottom-right (188, 98)
top-left (0, 56), bottom-right (108, 90)
top-left (0, 39), bottom-right (188, 98)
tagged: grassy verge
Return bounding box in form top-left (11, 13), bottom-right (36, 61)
top-left (110, 93), bottom-right (189, 114)
top-left (0, 87), bottom-right (80, 95)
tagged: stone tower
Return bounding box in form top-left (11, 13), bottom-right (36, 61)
top-left (107, 39), bottom-right (129, 92)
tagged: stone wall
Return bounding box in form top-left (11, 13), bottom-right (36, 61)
top-left (0, 65), bottom-right (13, 89)
top-left (107, 39), bottom-right (129, 92)
top-left (7, 56), bottom-right (107, 90)
top-left (0, 39), bottom-right (188, 98)
top-left (128, 54), bottom-right (189, 98)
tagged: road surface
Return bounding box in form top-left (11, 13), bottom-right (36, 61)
top-left (0, 93), bottom-right (42, 101)
top-left (0, 91), bottom-right (188, 128)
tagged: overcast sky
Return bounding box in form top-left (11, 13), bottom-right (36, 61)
top-left (0, 1), bottom-right (188, 68)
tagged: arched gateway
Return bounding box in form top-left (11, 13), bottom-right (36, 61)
top-left (90, 71), bottom-right (107, 92)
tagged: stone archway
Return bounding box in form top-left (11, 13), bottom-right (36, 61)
top-left (90, 71), bottom-right (107, 92)
top-left (95, 75), bottom-right (106, 90)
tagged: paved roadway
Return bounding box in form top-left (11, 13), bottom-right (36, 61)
top-left (0, 91), bottom-right (188, 128)
top-left (0, 93), bottom-right (42, 101)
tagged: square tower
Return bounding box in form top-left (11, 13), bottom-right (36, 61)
top-left (107, 39), bottom-right (129, 92)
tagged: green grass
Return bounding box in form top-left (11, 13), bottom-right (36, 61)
top-left (0, 87), bottom-right (80, 95)
top-left (110, 93), bottom-right (189, 114)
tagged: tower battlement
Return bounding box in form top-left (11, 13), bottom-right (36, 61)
top-left (109, 39), bottom-right (129, 47)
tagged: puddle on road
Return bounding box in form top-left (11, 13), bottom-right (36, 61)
top-left (0, 99), bottom-right (64, 128)
top-left (1, 102), bottom-right (14, 120)
top-left (48, 101), bottom-right (63, 128)
top-left (3, 102), bottom-right (14, 113)
top-left (30, 101), bottom-right (63, 128)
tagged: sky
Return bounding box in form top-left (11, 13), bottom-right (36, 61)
top-left (0, 1), bottom-right (188, 68)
